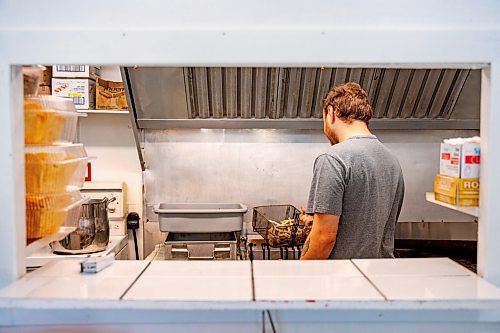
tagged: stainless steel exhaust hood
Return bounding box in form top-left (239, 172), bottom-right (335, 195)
top-left (121, 66), bottom-right (480, 171)
top-left (122, 67), bottom-right (479, 131)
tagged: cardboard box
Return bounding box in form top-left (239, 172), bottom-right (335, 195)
top-left (40, 66), bottom-right (52, 86)
top-left (37, 85), bottom-right (51, 96)
top-left (53, 65), bottom-right (100, 80)
top-left (440, 142), bottom-right (480, 178)
top-left (52, 78), bottom-right (95, 110)
top-left (96, 78), bottom-right (128, 110)
top-left (434, 174), bottom-right (479, 207)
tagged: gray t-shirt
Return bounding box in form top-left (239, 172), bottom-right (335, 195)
top-left (306, 135), bottom-right (404, 259)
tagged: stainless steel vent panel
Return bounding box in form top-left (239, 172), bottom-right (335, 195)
top-left (124, 67), bottom-right (479, 129)
top-left (183, 67), bottom-right (473, 120)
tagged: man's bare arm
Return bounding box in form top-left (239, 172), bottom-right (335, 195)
top-left (300, 213), bottom-right (339, 260)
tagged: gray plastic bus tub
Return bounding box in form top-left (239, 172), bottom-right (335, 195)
top-left (154, 203), bottom-right (248, 233)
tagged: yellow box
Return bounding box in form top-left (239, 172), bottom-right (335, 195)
top-left (434, 174), bottom-right (479, 207)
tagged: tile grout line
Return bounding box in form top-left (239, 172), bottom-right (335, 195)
top-left (118, 250), bottom-right (159, 300)
top-left (350, 260), bottom-right (389, 301)
top-left (250, 260), bottom-right (256, 301)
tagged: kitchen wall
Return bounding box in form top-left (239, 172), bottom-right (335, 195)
top-left (141, 128), bottom-right (479, 255)
top-left (142, 129), bottom-right (480, 226)
top-left (87, 67), bottom-right (481, 258)
top-left (77, 66), bottom-right (145, 259)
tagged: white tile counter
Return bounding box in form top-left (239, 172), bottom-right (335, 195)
top-left (0, 260), bottom-right (148, 300)
top-left (124, 261), bottom-right (253, 301)
top-left (253, 260), bottom-right (383, 301)
top-left (372, 275), bottom-right (500, 301)
top-left (353, 257), bottom-right (500, 301)
top-left (1, 258), bottom-right (500, 329)
top-left (352, 257), bottom-right (474, 277)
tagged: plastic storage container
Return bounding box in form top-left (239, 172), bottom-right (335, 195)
top-left (25, 144), bottom-right (88, 194)
top-left (155, 203), bottom-right (248, 233)
top-left (24, 96), bottom-right (82, 144)
top-left (252, 204), bottom-right (310, 247)
top-left (26, 191), bottom-right (88, 244)
top-left (26, 187), bottom-right (83, 210)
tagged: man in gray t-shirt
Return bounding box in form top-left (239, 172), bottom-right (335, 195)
top-left (300, 82), bottom-right (404, 260)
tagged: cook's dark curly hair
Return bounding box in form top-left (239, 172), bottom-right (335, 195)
top-left (323, 82), bottom-right (373, 125)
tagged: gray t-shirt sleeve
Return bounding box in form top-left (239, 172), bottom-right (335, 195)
top-left (306, 153), bottom-right (346, 216)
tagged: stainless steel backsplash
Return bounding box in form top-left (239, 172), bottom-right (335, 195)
top-left (142, 128), bottom-right (479, 226)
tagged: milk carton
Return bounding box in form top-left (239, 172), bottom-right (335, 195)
top-left (439, 138), bottom-right (480, 178)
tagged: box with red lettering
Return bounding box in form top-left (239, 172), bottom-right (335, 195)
top-left (439, 141), bottom-right (480, 178)
top-left (51, 78), bottom-right (95, 110)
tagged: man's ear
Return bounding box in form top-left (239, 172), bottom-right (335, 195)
top-left (327, 106), bottom-right (335, 124)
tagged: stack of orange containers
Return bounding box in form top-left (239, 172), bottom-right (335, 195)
top-left (24, 95), bottom-right (88, 244)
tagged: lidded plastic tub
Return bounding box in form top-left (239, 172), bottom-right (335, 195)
top-left (26, 187), bottom-right (84, 210)
top-left (25, 144), bottom-right (88, 194)
top-left (26, 188), bottom-right (88, 244)
top-left (155, 203), bottom-right (248, 233)
top-left (24, 96), bottom-right (84, 145)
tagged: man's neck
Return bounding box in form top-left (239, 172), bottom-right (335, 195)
top-left (337, 121), bottom-right (373, 143)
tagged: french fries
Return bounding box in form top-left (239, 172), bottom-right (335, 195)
top-left (266, 218), bottom-right (309, 247)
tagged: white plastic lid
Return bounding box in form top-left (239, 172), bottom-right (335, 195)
top-left (25, 95), bottom-right (77, 113)
top-left (25, 143), bottom-right (88, 160)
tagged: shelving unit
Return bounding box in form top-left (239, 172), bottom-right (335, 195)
top-left (425, 192), bottom-right (479, 217)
